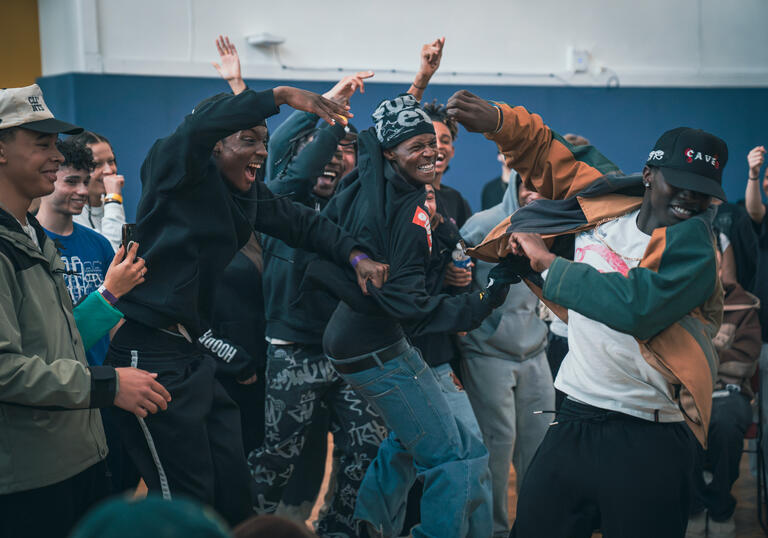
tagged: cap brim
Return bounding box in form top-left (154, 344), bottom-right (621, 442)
top-left (20, 118), bottom-right (83, 135)
top-left (659, 167), bottom-right (727, 201)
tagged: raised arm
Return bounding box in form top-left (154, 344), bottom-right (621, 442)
top-left (146, 86), bottom-right (351, 193)
top-left (266, 73), bottom-right (371, 180)
top-left (745, 146), bottom-right (766, 223)
top-left (266, 121), bottom-right (347, 201)
top-left (212, 35), bottom-right (246, 95)
top-left (447, 90), bottom-right (618, 200)
top-left (100, 174), bottom-right (126, 250)
top-left (408, 37), bottom-right (445, 102)
top-left (268, 72), bottom-right (371, 196)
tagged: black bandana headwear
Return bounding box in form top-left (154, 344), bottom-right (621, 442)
top-left (372, 93), bottom-right (435, 149)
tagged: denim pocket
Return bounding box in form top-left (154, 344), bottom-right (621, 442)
top-left (436, 368), bottom-right (462, 394)
top-left (368, 384), bottom-right (425, 449)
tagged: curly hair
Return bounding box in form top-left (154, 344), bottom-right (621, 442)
top-left (422, 100), bottom-right (458, 141)
top-left (56, 138), bottom-right (95, 172)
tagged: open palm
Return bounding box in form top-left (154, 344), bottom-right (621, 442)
top-left (213, 35), bottom-right (241, 81)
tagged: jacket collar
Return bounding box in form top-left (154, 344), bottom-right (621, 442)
top-left (0, 206), bottom-right (57, 265)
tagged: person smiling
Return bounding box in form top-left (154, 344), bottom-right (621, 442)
top-left (447, 90), bottom-right (727, 538)
top-left (36, 137), bottom-right (148, 495)
top-left (37, 138), bottom-right (122, 366)
top-left (70, 131), bottom-right (126, 250)
top-left (0, 84), bottom-right (169, 538)
top-left (305, 93), bottom-right (510, 538)
top-left (103, 84), bottom-right (389, 526)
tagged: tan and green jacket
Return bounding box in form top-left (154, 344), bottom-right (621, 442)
top-left (0, 208), bottom-right (122, 494)
top-left (470, 104), bottom-right (722, 447)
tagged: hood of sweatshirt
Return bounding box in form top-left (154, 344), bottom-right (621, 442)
top-left (459, 172), bottom-right (548, 360)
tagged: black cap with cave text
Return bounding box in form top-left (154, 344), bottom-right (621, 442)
top-left (645, 127), bottom-right (728, 201)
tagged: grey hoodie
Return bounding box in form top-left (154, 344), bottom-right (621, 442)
top-left (459, 176), bottom-right (548, 361)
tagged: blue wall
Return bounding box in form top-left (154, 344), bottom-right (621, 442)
top-left (38, 73), bottom-right (768, 221)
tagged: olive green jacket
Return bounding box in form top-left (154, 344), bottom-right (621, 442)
top-left (0, 209), bottom-right (122, 494)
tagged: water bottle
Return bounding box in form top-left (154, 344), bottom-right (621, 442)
top-left (451, 241), bottom-right (471, 269)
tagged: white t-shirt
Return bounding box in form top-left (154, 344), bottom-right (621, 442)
top-left (554, 209), bottom-right (683, 422)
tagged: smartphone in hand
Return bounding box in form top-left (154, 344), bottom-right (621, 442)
top-left (121, 223), bottom-right (136, 252)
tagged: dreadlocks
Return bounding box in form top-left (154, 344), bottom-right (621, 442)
top-left (423, 99), bottom-right (458, 141)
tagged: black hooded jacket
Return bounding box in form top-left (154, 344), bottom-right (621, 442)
top-left (117, 89), bottom-right (359, 337)
top-left (261, 121), bottom-right (347, 344)
top-left (305, 127), bottom-right (496, 359)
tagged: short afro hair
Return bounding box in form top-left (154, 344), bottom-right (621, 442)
top-left (56, 138), bottom-right (95, 172)
top-left (423, 100), bottom-right (458, 141)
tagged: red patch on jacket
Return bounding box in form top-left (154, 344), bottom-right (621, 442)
top-left (412, 206), bottom-right (432, 253)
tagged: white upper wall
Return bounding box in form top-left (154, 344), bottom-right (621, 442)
top-left (38, 0), bottom-right (768, 87)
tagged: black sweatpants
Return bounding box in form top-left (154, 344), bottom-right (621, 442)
top-left (0, 460), bottom-right (110, 538)
top-left (511, 398), bottom-right (696, 538)
top-left (107, 320), bottom-right (252, 526)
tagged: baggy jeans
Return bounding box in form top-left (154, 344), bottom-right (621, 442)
top-left (329, 341), bottom-right (492, 538)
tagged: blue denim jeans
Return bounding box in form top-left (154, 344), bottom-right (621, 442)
top-left (329, 342), bottom-right (492, 538)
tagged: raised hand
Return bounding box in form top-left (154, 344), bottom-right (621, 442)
top-left (419, 37), bottom-right (445, 79)
top-left (446, 90), bottom-right (499, 133)
top-left (273, 86), bottom-right (353, 126)
top-left (102, 241), bottom-right (146, 298)
top-left (323, 71), bottom-right (375, 105)
top-left (410, 37), bottom-right (445, 101)
top-left (747, 146), bottom-right (766, 180)
top-left (213, 35), bottom-right (246, 95)
top-left (103, 174), bottom-right (124, 195)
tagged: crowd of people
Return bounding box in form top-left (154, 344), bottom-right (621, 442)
top-left (0, 35), bottom-right (766, 538)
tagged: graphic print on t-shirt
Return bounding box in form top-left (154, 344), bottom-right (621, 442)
top-left (574, 243), bottom-right (631, 276)
top-left (59, 255), bottom-right (106, 303)
top-left (45, 224), bottom-right (115, 366)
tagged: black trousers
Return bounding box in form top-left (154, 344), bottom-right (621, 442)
top-left (0, 460), bottom-right (110, 538)
top-left (511, 398), bottom-right (696, 538)
top-left (690, 390), bottom-right (752, 521)
top-left (107, 320), bottom-right (252, 526)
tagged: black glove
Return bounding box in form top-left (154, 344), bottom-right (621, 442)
top-left (480, 277), bottom-right (510, 309)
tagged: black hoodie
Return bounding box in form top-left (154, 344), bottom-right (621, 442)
top-left (117, 89), bottom-right (359, 336)
top-left (261, 121), bottom-right (347, 344)
top-left (307, 127), bottom-right (496, 359)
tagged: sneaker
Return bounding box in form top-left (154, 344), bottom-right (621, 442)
top-left (685, 511), bottom-right (707, 538)
top-left (708, 516), bottom-right (736, 538)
